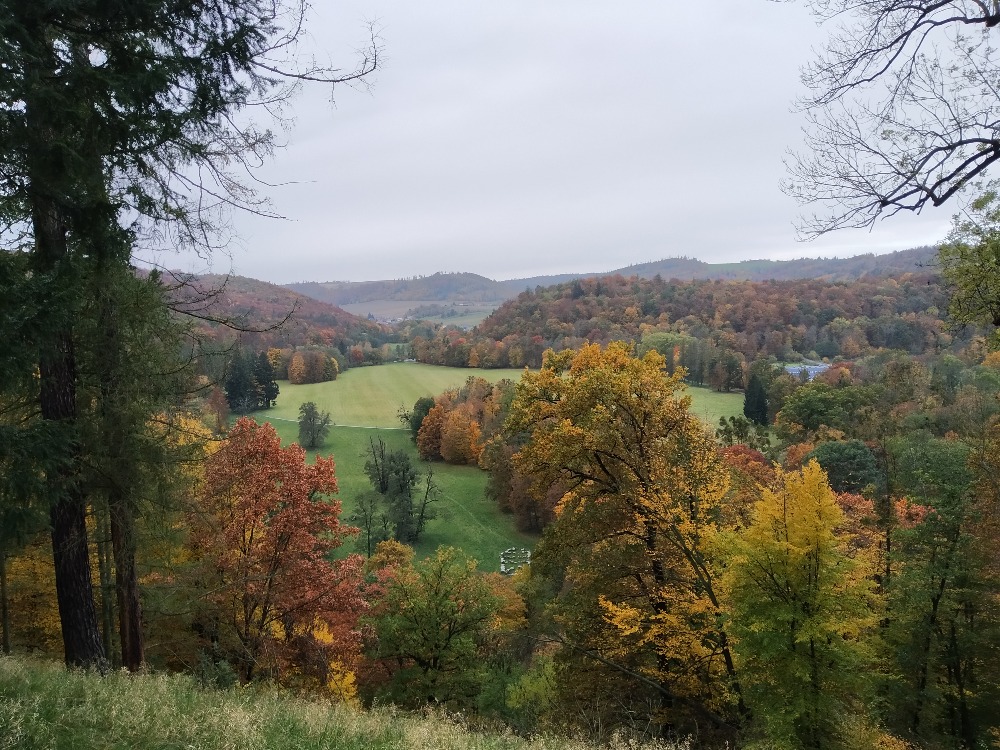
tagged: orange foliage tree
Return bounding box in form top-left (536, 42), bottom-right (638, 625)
top-left (191, 417), bottom-right (365, 692)
top-left (416, 404), bottom-right (446, 460)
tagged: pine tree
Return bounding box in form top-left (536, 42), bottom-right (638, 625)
top-left (743, 373), bottom-right (769, 425)
top-left (254, 352), bottom-right (279, 409)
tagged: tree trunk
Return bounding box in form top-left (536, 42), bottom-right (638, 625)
top-left (95, 506), bottom-right (117, 665)
top-left (1, 549), bottom-right (10, 654)
top-left (23, 19), bottom-right (106, 668)
top-left (49, 491), bottom-right (106, 669)
top-left (110, 495), bottom-right (143, 670)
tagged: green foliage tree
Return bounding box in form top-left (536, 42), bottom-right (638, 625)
top-left (297, 402), bottom-right (332, 450)
top-left (404, 396), bottom-right (437, 441)
top-left (774, 381), bottom-right (871, 442)
top-left (367, 546), bottom-right (509, 707)
top-left (254, 352), bottom-right (280, 409)
top-left (362, 437), bottom-right (435, 544)
top-left (939, 187), bottom-right (1000, 347)
top-left (720, 461), bottom-right (876, 749)
top-left (225, 349), bottom-right (258, 414)
top-left (882, 434), bottom-right (1000, 747)
top-left (716, 415), bottom-right (772, 455)
top-left (806, 439), bottom-right (882, 495)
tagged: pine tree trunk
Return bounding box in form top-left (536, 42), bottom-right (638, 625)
top-left (1, 549), bottom-right (10, 654)
top-left (95, 506), bottom-right (117, 665)
top-left (110, 496), bottom-right (144, 670)
top-left (23, 19), bottom-right (106, 668)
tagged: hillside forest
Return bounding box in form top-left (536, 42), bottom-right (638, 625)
top-left (4, 2), bottom-right (1000, 750)
top-left (6, 228), bottom-right (1000, 748)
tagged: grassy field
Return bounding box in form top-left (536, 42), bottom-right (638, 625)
top-left (255, 363), bottom-right (741, 569)
top-left (271, 362), bottom-right (742, 429)
top-left (265, 419), bottom-right (535, 572)
top-left (270, 362), bottom-right (527, 428)
top-left (0, 655), bottom-right (680, 750)
top-left (685, 385), bottom-right (744, 426)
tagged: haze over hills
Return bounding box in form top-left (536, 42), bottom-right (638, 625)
top-left (285, 246), bottom-right (938, 310)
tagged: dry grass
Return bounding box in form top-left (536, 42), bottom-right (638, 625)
top-left (0, 656), bottom-right (690, 750)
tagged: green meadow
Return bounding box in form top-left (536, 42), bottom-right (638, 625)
top-left (269, 362), bottom-right (527, 428)
top-left (684, 384), bottom-right (745, 425)
top-left (256, 362), bottom-right (742, 570)
top-left (261, 363), bottom-right (534, 570)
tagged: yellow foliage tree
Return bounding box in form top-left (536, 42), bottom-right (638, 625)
top-left (506, 342), bottom-right (739, 733)
top-left (718, 461), bottom-right (877, 750)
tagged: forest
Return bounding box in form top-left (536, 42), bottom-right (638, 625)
top-left (4, 1), bottom-right (1000, 749)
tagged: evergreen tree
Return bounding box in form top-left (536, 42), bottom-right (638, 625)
top-left (0, 0), bottom-right (374, 666)
top-left (743, 373), bottom-right (769, 425)
top-left (224, 349), bottom-right (258, 414)
top-left (253, 352), bottom-right (279, 409)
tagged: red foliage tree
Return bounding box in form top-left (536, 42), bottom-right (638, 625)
top-left (192, 417), bottom-right (365, 689)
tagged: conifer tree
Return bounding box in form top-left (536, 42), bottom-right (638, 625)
top-left (0, 0), bottom-right (375, 667)
top-left (743, 373), bottom-right (769, 425)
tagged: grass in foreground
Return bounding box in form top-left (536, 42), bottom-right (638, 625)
top-left (0, 656), bottom-right (684, 750)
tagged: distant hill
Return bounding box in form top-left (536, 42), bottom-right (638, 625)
top-left (167, 272), bottom-right (390, 349)
top-left (408, 270), bottom-right (951, 374)
top-left (285, 247), bottom-right (939, 312)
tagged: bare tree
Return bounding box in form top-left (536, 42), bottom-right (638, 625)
top-left (785, 1), bottom-right (1000, 235)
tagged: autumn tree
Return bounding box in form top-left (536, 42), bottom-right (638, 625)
top-left (506, 343), bottom-right (742, 735)
top-left (297, 401), bottom-right (332, 450)
top-left (720, 461), bottom-right (877, 750)
top-left (416, 404), bottom-right (446, 460)
top-left (191, 418), bottom-right (365, 687)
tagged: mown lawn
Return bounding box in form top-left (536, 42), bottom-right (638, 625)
top-left (269, 362), bottom-right (526, 428)
top-left (270, 361), bottom-right (743, 430)
top-left (265, 420), bottom-right (535, 572)
top-left (685, 385), bottom-right (744, 426)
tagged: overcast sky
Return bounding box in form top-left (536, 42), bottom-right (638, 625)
top-left (164, 1), bottom-right (952, 284)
